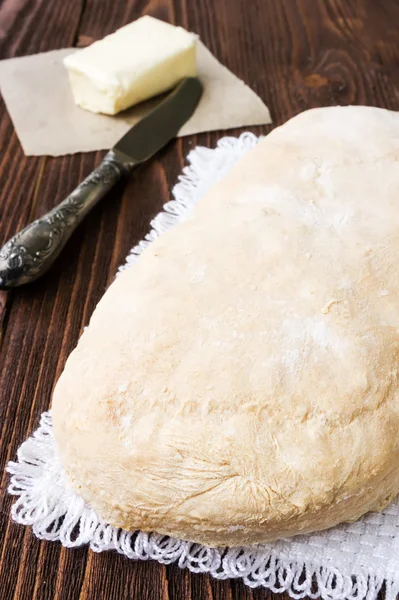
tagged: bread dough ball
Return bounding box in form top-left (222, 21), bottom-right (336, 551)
top-left (52, 106), bottom-right (399, 547)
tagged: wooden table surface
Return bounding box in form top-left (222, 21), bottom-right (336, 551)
top-left (0, 1), bottom-right (398, 598)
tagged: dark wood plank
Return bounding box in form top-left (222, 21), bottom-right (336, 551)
top-left (0, 0), bottom-right (85, 58)
top-left (1, 0), bottom-right (399, 599)
top-left (0, 1), bottom-right (88, 599)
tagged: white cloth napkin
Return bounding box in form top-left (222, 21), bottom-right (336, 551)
top-left (7, 134), bottom-right (399, 600)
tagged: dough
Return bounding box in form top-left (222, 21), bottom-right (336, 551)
top-left (52, 106), bottom-right (399, 547)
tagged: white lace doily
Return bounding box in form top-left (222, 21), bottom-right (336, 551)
top-left (7, 134), bottom-right (399, 600)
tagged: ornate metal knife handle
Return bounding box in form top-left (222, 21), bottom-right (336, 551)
top-left (0, 151), bottom-right (133, 290)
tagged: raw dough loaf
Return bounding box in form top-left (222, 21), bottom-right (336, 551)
top-left (52, 106), bottom-right (399, 547)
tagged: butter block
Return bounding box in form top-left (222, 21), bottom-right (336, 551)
top-left (64, 16), bottom-right (196, 115)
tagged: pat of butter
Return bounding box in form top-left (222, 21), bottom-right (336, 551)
top-left (64, 16), bottom-right (197, 115)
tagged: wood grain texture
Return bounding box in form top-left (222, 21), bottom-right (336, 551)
top-left (0, 0), bottom-right (398, 598)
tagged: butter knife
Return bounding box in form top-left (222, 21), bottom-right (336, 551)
top-left (0, 77), bottom-right (203, 289)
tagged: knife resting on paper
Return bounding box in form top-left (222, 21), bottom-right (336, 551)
top-left (0, 77), bottom-right (203, 290)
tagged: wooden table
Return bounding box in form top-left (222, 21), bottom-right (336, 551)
top-left (0, 1), bottom-right (398, 598)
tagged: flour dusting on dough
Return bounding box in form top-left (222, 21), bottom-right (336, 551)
top-left (280, 316), bottom-right (347, 373)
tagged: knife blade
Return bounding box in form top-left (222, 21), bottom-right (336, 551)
top-left (115, 77), bottom-right (202, 163)
top-left (0, 77), bottom-right (203, 289)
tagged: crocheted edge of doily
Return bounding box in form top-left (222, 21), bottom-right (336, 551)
top-left (8, 412), bottom-right (397, 600)
top-left (6, 133), bottom-right (399, 600)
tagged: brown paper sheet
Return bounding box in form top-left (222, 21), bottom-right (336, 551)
top-left (0, 41), bottom-right (271, 157)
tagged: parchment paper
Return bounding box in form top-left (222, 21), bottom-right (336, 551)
top-left (0, 41), bottom-right (271, 156)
